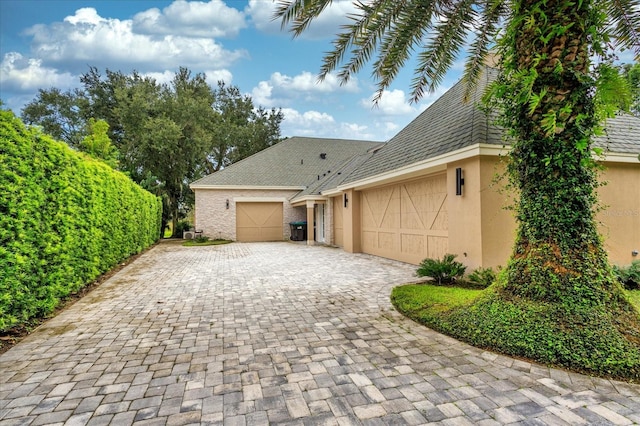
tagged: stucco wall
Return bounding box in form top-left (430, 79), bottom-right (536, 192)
top-left (194, 188), bottom-right (306, 241)
top-left (596, 162), bottom-right (640, 266)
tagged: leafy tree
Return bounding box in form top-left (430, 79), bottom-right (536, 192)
top-left (21, 87), bottom-right (89, 148)
top-left (277, 1), bottom-right (640, 377)
top-left (20, 67), bottom-right (283, 236)
top-left (620, 62), bottom-right (640, 116)
top-left (79, 118), bottom-right (118, 168)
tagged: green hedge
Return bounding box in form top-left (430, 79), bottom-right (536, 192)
top-left (0, 110), bottom-right (162, 331)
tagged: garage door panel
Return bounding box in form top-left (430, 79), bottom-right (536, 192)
top-left (361, 174), bottom-right (448, 264)
top-left (236, 202), bottom-right (283, 242)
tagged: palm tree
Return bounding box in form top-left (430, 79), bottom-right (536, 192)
top-left (276, 0), bottom-right (640, 378)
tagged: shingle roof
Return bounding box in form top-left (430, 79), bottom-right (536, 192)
top-left (343, 66), bottom-right (640, 185)
top-left (190, 136), bottom-right (383, 188)
top-left (595, 113), bottom-right (640, 155)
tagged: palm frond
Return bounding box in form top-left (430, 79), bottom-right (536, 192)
top-left (411, 0), bottom-right (478, 103)
top-left (604, 0), bottom-right (640, 60)
top-left (371, 1), bottom-right (440, 103)
top-left (321, 1), bottom-right (407, 83)
top-left (462, 0), bottom-right (508, 101)
top-left (275, 0), bottom-right (334, 36)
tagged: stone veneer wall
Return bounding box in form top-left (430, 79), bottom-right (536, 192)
top-left (194, 188), bottom-right (306, 241)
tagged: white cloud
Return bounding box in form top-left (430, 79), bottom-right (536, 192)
top-left (282, 108), bottom-right (335, 126)
top-left (132, 0), bottom-right (246, 38)
top-left (251, 81), bottom-right (273, 106)
top-left (251, 71), bottom-right (359, 108)
top-left (24, 7), bottom-right (247, 72)
top-left (204, 69), bottom-right (233, 85)
top-left (360, 89), bottom-right (416, 116)
top-left (0, 52), bottom-right (77, 92)
top-left (247, 0), bottom-right (360, 39)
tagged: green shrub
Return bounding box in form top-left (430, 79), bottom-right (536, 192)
top-left (417, 254), bottom-right (466, 285)
top-left (0, 110), bottom-right (162, 331)
top-left (613, 260), bottom-right (640, 290)
top-left (467, 267), bottom-right (497, 288)
top-left (194, 235), bottom-right (209, 243)
top-left (175, 220), bottom-right (192, 236)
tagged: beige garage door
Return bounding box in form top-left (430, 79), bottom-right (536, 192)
top-left (361, 174), bottom-right (448, 264)
top-left (236, 202), bottom-right (283, 242)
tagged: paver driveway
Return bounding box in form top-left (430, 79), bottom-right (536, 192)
top-left (1, 241), bottom-right (639, 425)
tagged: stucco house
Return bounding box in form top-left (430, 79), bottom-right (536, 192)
top-left (190, 67), bottom-right (640, 269)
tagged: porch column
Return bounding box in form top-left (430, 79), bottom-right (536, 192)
top-left (306, 200), bottom-right (315, 246)
top-left (343, 189), bottom-right (361, 253)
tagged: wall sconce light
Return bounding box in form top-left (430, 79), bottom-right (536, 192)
top-left (344, 193), bottom-right (348, 208)
top-left (456, 168), bottom-right (464, 196)
top-left (225, 199), bottom-right (230, 209)
top-left (633, 250), bottom-right (639, 257)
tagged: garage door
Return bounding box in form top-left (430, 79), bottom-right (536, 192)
top-left (361, 174), bottom-right (448, 264)
top-left (236, 202), bottom-right (283, 242)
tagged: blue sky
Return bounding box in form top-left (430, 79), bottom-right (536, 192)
top-left (0, 0), bottom-right (467, 141)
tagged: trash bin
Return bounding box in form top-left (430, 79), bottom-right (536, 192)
top-left (289, 221), bottom-right (307, 241)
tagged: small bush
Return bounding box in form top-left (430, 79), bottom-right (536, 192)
top-left (417, 254), bottom-right (466, 285)
top-left (467, 267), bottom-right (497, 288)
top-left (613, 261), bottom-right (640, 290)
top-left (175, 220), bottom-right (192, 236)
top-left (194, 235), bottom-right (209, 243)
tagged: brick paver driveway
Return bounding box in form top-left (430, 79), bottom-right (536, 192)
top-left (1, 241), bottom-right (639, 425)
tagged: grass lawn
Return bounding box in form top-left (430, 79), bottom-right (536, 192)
top-left (392, 282), bottom-right (640, 380)
top-left (627, 289), bottom-right (640, 312)
top-left (393, 283), bottom-right (640, 314)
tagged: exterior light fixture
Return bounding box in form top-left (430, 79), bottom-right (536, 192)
top-left (456, 168), bottom-right (464, 196)
top-left (344, 193), bottom-right (348, 208)
top-left (226, 199), bottom-right (230, 209)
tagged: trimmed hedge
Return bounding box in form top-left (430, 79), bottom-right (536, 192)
top-left (0, 110), bottom-right (162, 331)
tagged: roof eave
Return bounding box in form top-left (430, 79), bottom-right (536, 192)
top-left (190, 184), bottom-right (306, 190)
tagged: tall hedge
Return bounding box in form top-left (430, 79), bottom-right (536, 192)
top-left (0, 110), bottom-right (162, 331)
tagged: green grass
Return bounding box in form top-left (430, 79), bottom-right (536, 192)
top-left (392, 280), bottom-right (640, 381)
top-left (182, 239), bottom-right (232, 247)
top-left (391, 283), bottom-right (482, 313)
top-left (626, 289), bottom-right (640, 311)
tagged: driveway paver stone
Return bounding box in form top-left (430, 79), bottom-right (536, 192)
top-left (1, 241), bottom-right (639, 425)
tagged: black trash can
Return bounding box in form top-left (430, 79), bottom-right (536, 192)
top-left (289, 221), bottom-right (307, 241)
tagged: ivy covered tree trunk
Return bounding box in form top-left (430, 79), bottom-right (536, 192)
top-left (499, 0), bottom-right (615, 305)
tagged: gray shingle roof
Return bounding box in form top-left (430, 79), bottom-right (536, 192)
top-left (190, 136), bottom-right (383, 188)
top-left (343, 66), bottom-right (640, 185)
top-left (595, 114), bottom-right (640, 155)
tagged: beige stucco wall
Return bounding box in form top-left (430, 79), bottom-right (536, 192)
top-left (193, 188), bottom-right (306, 241)
top-left (447, 156), bottom-right (639, 269)
top-left (446, 156), bottom-right (515, 270)
top-left (596, 162), bottom-right (640, 266)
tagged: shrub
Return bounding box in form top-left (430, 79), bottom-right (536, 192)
top-left (613, 261), bottom-right (640, 290)
top-left (0, 110), bottom-right (162, 331)
top-left (194, 235), bottom-right (210, 243)
top-left (417, 254), bottom-right (466, 285)
top-left (467, 267), bottom-right (497, 288)
top-left (175, 220), bottom-right (192, 236)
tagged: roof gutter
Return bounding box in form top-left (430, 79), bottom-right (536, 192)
top-left (327, 143), bottom-right (507, 193)
top-left (323, 143), bottom-right (637, 195)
